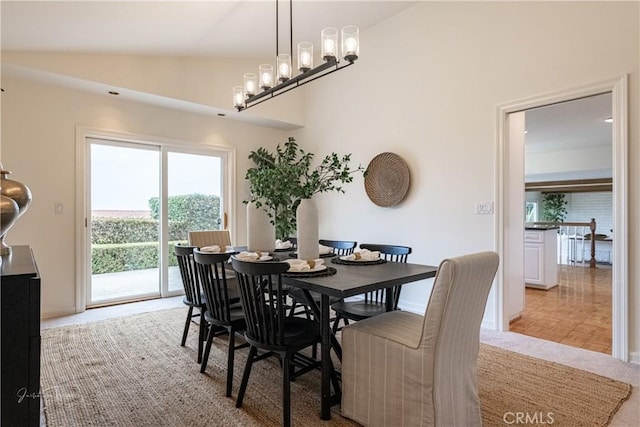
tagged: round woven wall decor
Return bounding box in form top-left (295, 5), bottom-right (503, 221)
top-left (364, 152), bottom-right (410, 207)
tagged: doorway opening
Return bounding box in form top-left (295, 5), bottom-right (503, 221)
top-left (497, 76), bottom-right (628, 361)
top-left (512, 94), bottom-right (613, 354)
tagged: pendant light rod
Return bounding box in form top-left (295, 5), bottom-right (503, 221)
top-left (275, 0), bottom-right (293, 56)
top-left (289, 0), bottom-right (293, 56)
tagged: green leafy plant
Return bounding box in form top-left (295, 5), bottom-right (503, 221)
top-left (541, 193), bottom-right (568, 222)
top-left (148, 193), bottom-right (220, 234)
top-left (245, 137), bottom-right (363, 239)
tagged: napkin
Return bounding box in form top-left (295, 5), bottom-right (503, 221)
top-left (318, 244), bottom-right (333, 255)
top-left (285, 258), bottom-right (324, 272)
top-left (235, 251), bottom-right (270, 262)
top-left (275, 239), bottom-right (293, 250)
top-left (200, 245), bottom-right (222, 253)
top-left (342, 249), bottom-right (380, 261)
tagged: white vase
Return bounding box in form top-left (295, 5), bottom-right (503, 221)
top-left (247, 202), bottom-right (275, 253)
top-left (296, 198), bottom-right (319, 260)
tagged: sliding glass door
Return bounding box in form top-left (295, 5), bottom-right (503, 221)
top-left (85, 136), bottom-right (229, 307)
top-left (167, 152), bottom-right (223, 293)
top-left (89, 140), bottom-right (161, 304)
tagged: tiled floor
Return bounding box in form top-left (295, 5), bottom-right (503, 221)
top-left (510, 264), bottom-right (612, 354)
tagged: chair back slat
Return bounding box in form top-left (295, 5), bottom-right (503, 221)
top-left (232, 258), bottom-right (290, 347)
top-left (188, 230), bottom-right (232, 249)
top-left (281, 237), bottom-right (297, 250)
top-left (174, 245), bottom-right (203, 305)
top-left (193, 251), bottom-right (234, 324)
top-left (319, 239), bottom-right (357, 256)
top-left (359, 244), bottom-right (412, 308)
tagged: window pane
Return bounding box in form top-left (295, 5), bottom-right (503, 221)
top-left (167, 152), bottom-right (222, 292)
top-left (90, 142), bottom-right (160, 303)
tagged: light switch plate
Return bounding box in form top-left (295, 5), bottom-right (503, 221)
top-left (475, 201), bottom-right (494, 214)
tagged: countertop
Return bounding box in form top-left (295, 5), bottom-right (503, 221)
top-left (525, 225), bottom-right (560, 231)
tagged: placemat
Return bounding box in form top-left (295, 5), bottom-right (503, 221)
top-left (331, 257), bottom-right (387, 266)
top-left (283, 266), bottom-right (337, 278)
top-left (289, 252), bottom-right (336, 258)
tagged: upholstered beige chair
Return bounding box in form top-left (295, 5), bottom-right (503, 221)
top-left (187, 230), bottom-right (231, 249)
top-left (341, 251), bottom-right (499, 427)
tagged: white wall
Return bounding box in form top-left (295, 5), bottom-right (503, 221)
top-left (0, 74), bottom-right (288, 317)
top-left (2, 52), bottom-right (306, 127)
top-left (566, 192), bottom-right (613, 236)
top-left (526, 146), bottom-right (612, 180)
top-left (292, 1), bottom-right (639, 352)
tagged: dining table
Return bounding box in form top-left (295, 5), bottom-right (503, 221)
top-left (281, 258), bottom-right (438, 420)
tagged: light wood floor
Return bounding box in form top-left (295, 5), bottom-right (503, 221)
top-left (510, 264), bottom-right (612, 354)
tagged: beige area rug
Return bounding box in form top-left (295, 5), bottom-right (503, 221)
top-left (41, 308), bottom-right (631, 427)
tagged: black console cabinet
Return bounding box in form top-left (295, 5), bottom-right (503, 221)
top-left (1, 245), bottom-right (41, 426)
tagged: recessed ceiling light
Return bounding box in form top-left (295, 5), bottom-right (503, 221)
top-left (604, 117), bottom-right (613, 123)
top-left (524, 130), bottom-right (528, 134)
top-left (108, 91), bottom-right (120, 96)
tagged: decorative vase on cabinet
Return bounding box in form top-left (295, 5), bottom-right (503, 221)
top-left (296, 198), bottom-right (319, 260)
top-left (0, 164), bottom-right (33, 256)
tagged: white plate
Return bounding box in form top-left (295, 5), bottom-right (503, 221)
top-left (339, 256), bottom-right (379, 262)
top-left (234, 255), bottom-right (273, 262)
top-left (288, 264), bottom-right (327, 273)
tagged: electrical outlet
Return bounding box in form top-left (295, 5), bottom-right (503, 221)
top-left (475, 201), bottom-right (494, 214)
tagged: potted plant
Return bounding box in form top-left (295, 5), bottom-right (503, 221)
top-left (244, 137), bottom-right (362, 239)
top-left (541, 193), bottom-right (568, 222)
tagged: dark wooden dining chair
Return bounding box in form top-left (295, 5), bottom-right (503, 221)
top-left (286, 236), bottom-right (298, 249)
top-left (193, 250), bottom-right (247, 397)
top-left (331, 243), bottom-right (412, 333)
top-left (287, 239), bottom-right (357, 319)
top-left (174, 244), bottom-right (208, 363)
top-left (231, 258), bottom-right (321, 427)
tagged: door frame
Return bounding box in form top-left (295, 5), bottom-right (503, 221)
top-left (75, 126), bottom-right (236, 312)
top-left (495, 75), bottom-right (628, 361)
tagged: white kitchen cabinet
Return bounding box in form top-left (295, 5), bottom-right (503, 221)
top-left (524, 227), bottom-right (559, 290)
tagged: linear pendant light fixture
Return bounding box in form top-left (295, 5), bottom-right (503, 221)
top-left (234, 0), bottom-right (359, 111)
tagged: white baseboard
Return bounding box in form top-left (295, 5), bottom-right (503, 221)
top-left (628, 351), bottom-right (640, 365)
top-left (397, 301), bottom-right (425, 315)
top-left (42, 307), bottom-right (77, 320)
top-left (481, 318), bottom-right (496, 330)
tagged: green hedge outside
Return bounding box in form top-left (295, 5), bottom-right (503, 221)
top-left (91, 193), bottom-right (220, 274)
top-left (149, 193), bottom-right (220, 234)
top-left (91, 217), bottom-right (189, 244)
top-left (92, 241), bottom-right (184, 274)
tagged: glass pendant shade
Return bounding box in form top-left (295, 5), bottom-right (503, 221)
top-left (243, 73), bottom-right (257, 97)
top-left (297, 41), bottom-right (313, 72)
top-left (321, 27), bottom-right (338, 61)
top-left (232, 0), bottom-right (361, 111)
top-left (341, 25), bottom-right (359, 62)
top-left (259, 64), bottom-right (274, 90)
top-left (277, 53), bottom-right (291, 82)
top-left (233, 86), bottom-right (245, 109)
